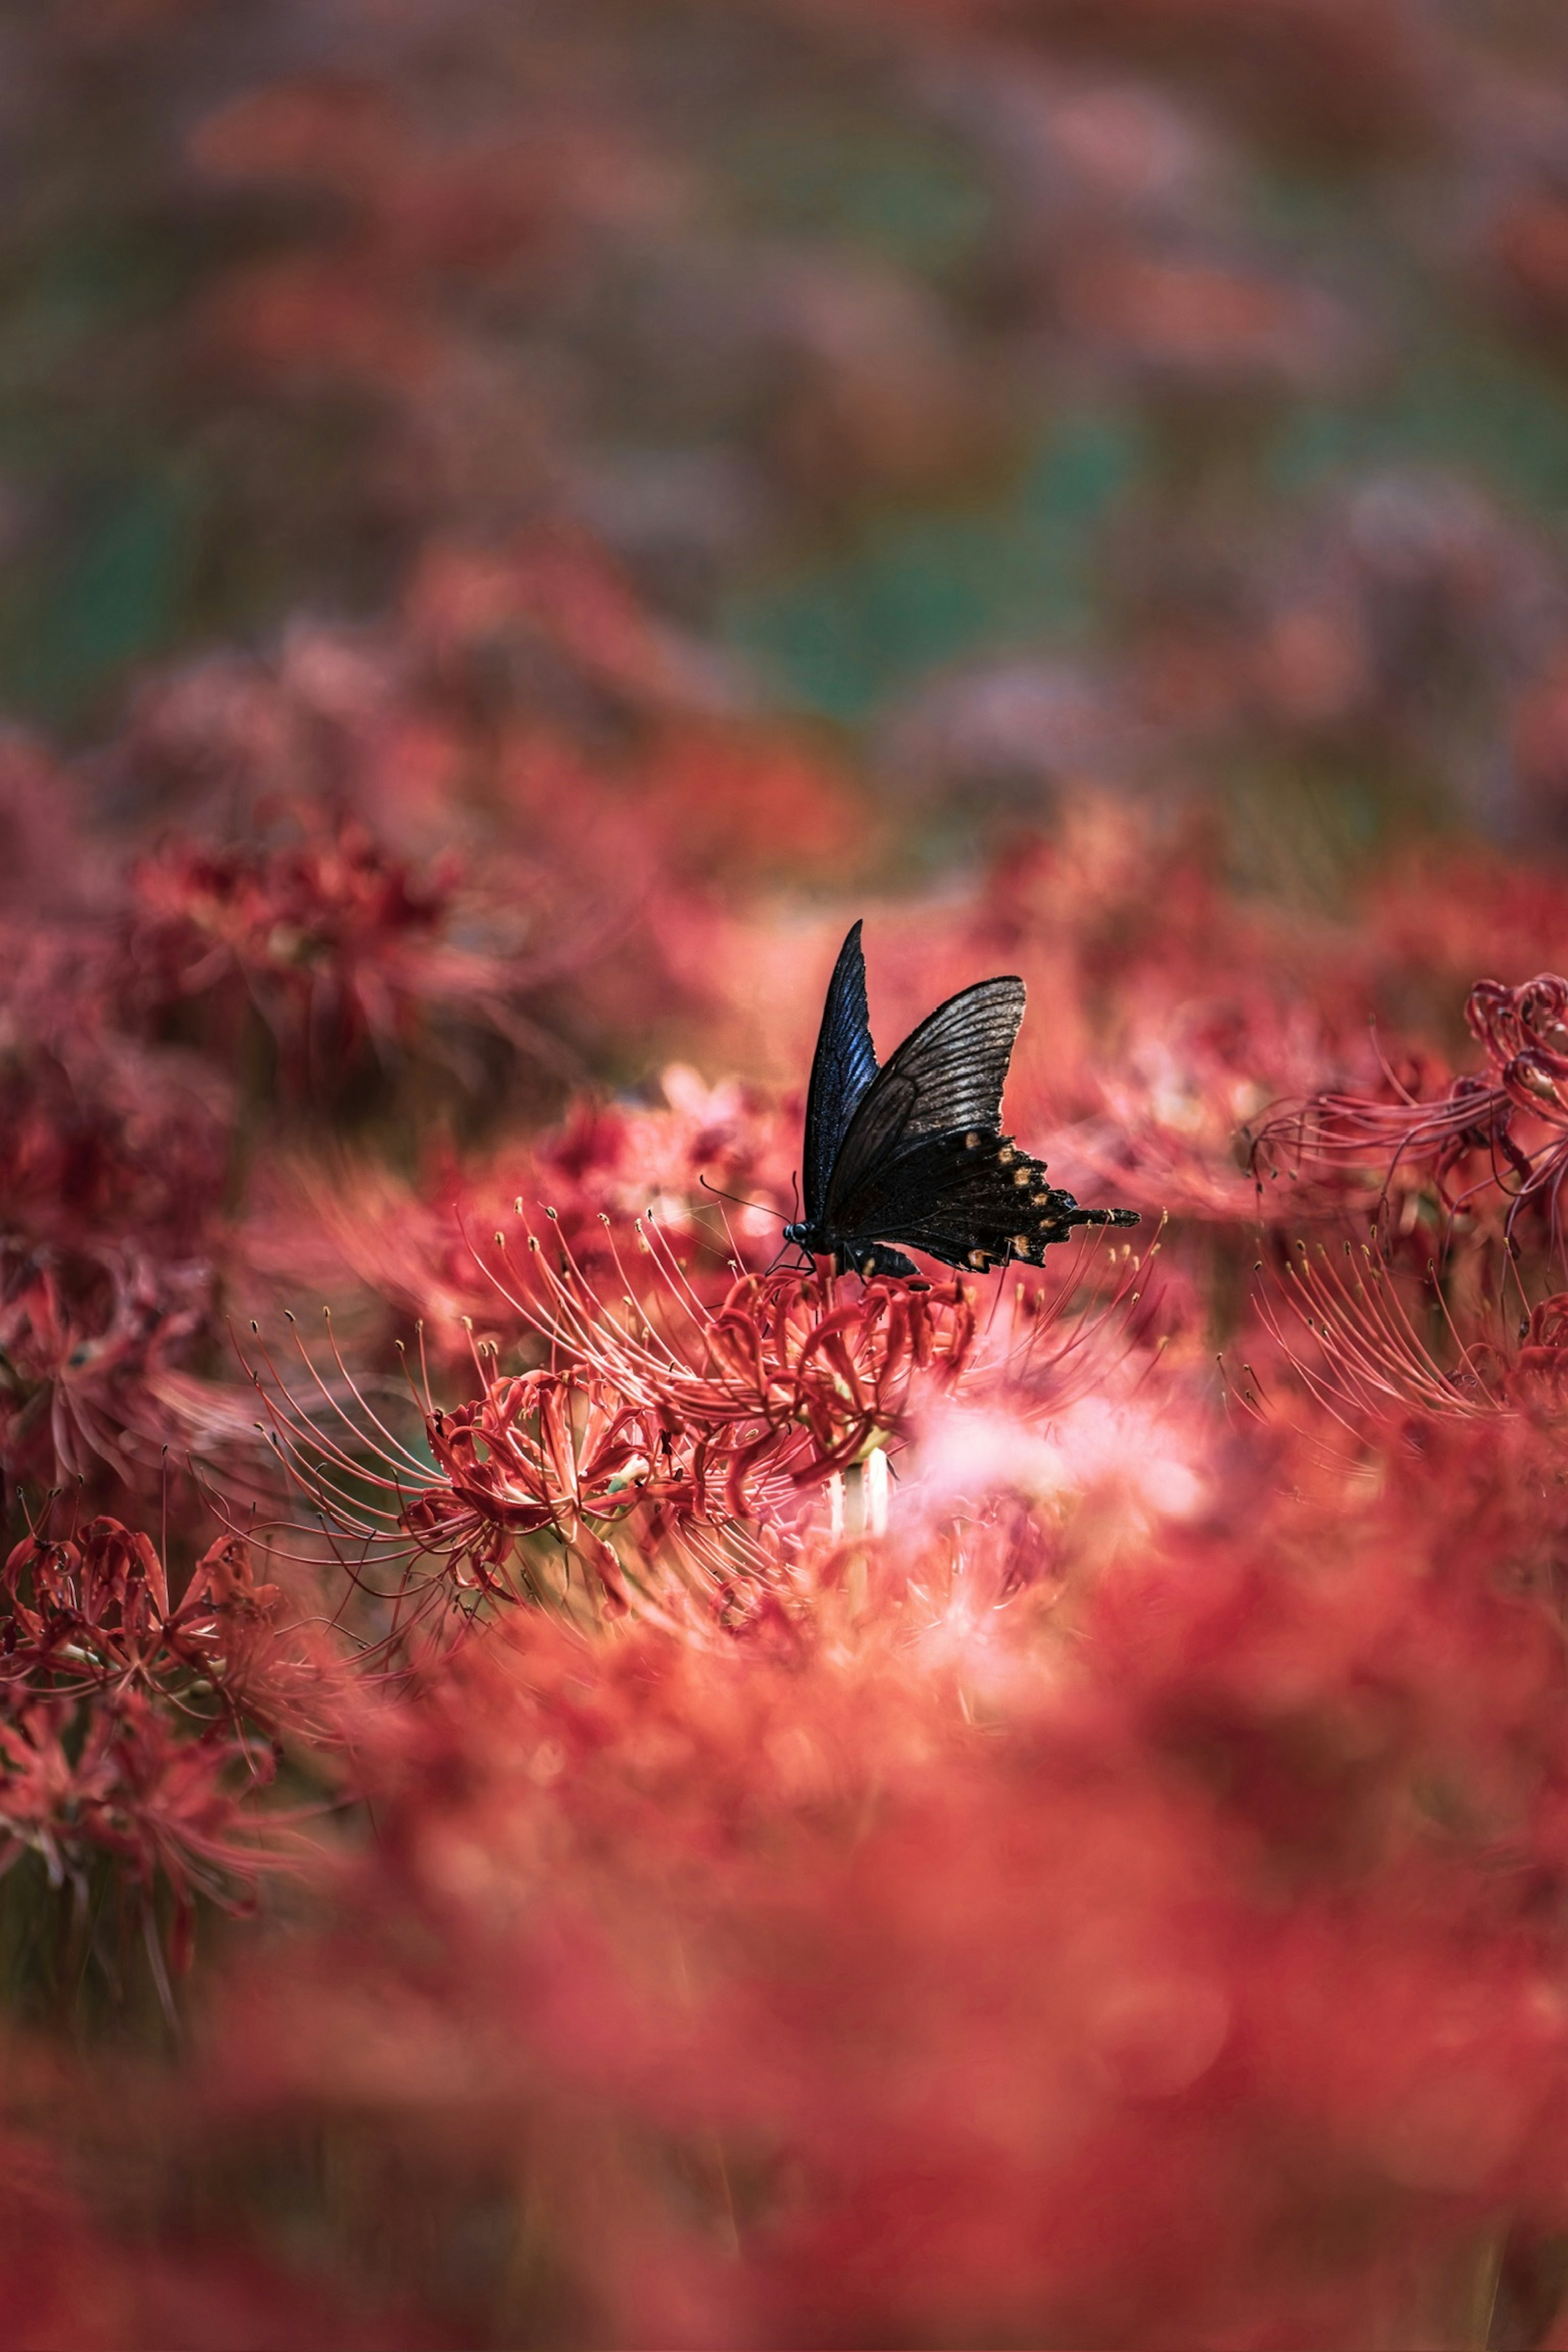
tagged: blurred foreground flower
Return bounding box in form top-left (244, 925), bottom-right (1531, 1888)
top-left (179, 1361), bottom-right (1568, 2346)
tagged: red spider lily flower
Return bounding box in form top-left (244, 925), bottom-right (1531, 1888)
top-left (1254, 1230), bottom-right (1568, 1429)
top-left (0, 1515), bottom-right (308, 1994)
top-left (1088, 1412), bottom-right (1568, 1869)
top-left (243, 1315), bottom-right (838, 1641)
top-left (0, 1692), bottom-right (282, 1985)
top-left (246, 1192), bottom-right (1167, 1648)
top-left (2, 1519), bottom-right (284, 1719)
top-left (121, 799), bottom-right (617, 1111)
top-left (261, 1065), bottom-right (796, 1365)
top-left (532, 1066), bottom-right (793, 1270)
top-left (504, 1221), bottom-right (982, 1493)
top-left (1369, 845), bottom-right (1568, 1004)
top-left (246, 1228), bottom-right (996, 1643)
top-left (1253, 1236), bottom-right (1501, 1428)
top-left (0, 984), bottom-right (231, 1254)
top-left (1253, 973), bottom-right (1568, 1254)
top-left (0, 967), bottom-right (237, 1499)
top-left (631, 722), bottom-right (866, 886)
top-left (515, 1209), bottom-right (1159, 1469)
top-left (1510, 1292), bottom-right (1568, 1410)
top-left (247, 1320), bottom-right (672, 1632)
top-left (418, 519), bottom-right (741, 707)
top-left (0, 1241), bottom-right (216, 1494)
top-left (1047, 994), bottom-right (1347, 1224)
top-left (125, 810), bottom-right (475, 1097)
top-left (1059, 242), bottom-right (1362, 392)
top-left (910, 1383), bottom-right (1207, 1561)
top-left (401, 1370), bottom-right (673, 1613)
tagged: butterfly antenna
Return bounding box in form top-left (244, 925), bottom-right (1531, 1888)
top-left (790, 1169), bottom-right (800, 1218)
top-left (697, 1171), bottom-right (785, 1223)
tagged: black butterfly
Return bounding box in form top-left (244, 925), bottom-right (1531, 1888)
top-left (782, 920), bottom-right (1139, 1280)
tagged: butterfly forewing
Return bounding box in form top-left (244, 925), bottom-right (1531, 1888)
top-left (820, 976), bottom-right (1025, 1223)
top-left (803, 921), bottom-right (880, 1223)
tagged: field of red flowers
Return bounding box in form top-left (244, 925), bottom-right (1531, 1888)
top-left (14, 4), bottom-right (1568, 2347)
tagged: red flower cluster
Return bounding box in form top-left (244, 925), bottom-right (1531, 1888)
top-left (193, 1388), bottom-right (1568, 2344)
top-left (255, 1238), bottom-right (1006, 1637)
top-left (120, 789), bottom-right (674, 1112)
top-left (15, 2), bottom-right (1568, 2341)
top-left (0, 1517), bottom-right (296, 2000)
top-left (1256, 970), bottom-right (1568, 1255)
top-left (126, 813), bottom-right (470, 1095)
top-left (0, 952), bottom-right (233, 1508)
top-left (167, 898), bottom-right (1568, 2344)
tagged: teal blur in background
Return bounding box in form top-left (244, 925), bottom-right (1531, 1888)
top-left (8, 0), bottom-right (1568, 884)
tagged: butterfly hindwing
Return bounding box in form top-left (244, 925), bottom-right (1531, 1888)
top-left (834, 1129), bottom-right (1135, 1274)
top-left (820, 976), bottom-right (1025, 1224)
top-left (803, 922), bottom-right (880, 1224)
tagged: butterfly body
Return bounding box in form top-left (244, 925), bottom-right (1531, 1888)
top-left (784, 921), bottom-right (1138, 1278)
